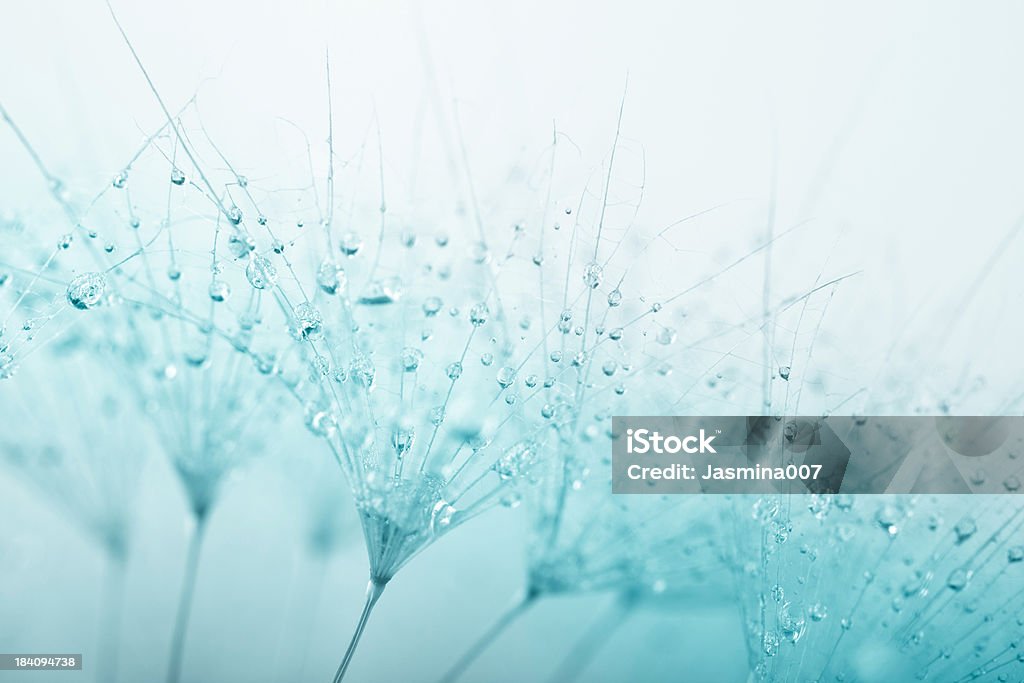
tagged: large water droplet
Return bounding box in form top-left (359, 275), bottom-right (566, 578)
top-left (66, 272), bottom-right (106, 310)
top-left (245, 255), bottom-right (278, 290)
top-left (293, 302), bottom-right (323, 340)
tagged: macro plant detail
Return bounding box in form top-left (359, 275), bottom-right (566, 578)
top-left (3, 3), bottom-right (1024, 683)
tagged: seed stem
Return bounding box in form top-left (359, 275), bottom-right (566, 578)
top-left (97, 552), bottom-right (127, 683)
top-left (436, 588), bottom-right (538, 683)
top-left (166, 513), bottom-right (209, 683)
top-left (544, 593), bottom-right (634, 683)
top-left (333, 577), bottom-right (388, 683)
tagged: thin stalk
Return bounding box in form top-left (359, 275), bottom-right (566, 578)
top-left (97, 552), bottom-right (127, 683)
top-left (333, 578), bottom-right (388, 683)
top-left (166, 513), bottom-right (209, 683)
top-left (544, 594), bottom-right (634, 683)
top-left (436, 589), bottom-right (539, 683)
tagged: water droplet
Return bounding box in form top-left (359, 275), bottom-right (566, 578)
top-left (446, 362), bottom-right (463, 380)
top-left (245, 255), bottom-right (278, 290)
top-left (549, 351), bottom-right (562, 363)
top-left (112, 171), bottom-right (127, 188)
top-left (651, 302), bottom-right (663, 313)
top-left (208, 280), bottom-right (231, 302)
top-left (496, 366), bottom-right (517, 388)
top-left (541, 404), bottom-right (555, 419)
top-left (609, 328), bottom-right (623, 341)
top-left (227, 233), bottom-right (255, 259)
top-left (65, 272), bottom-right (106, 310)
top-left (779, 365), bottom-right (791, 381)
top-left (808, 603), bottom-right (828, 621)
top-left (657, 327), bottom-right (677, 346)
top-left (340, 232), bottom-right (363, 256)
top-left (349, 355), bottom-right (375, 387)
top-left (316, 258), bottom-right (347, 295)
top-left (469, 241), bottom-right (490, 264)
top-left (602, 361), bottom-right (617, 376)
top-left (469, 303), bottom-right (489, 326)
top-left (479, 353), bottom-right (494, 367)
top-left (391, 426), bottom-right (415, 458)
top-left (493, 441), bottom-right (537, 480)
top-left (401, 348), bottom-right (423, 372)
top-left (607, 289), bottom-right (622, 307)
top-left (423, 297), bottom-right (443, 317)
top-left (1004, 476), bottom-right (1021, 492)
top-left (583, 262), bottom-right (603, 288)
top-left (955, 517), bottom-right (977, 543)
top-left (0, 353), bottom-right (17, 379)
top-left (947, 568), bottom-right (971, 591)
top-left (525, 375), bottom-right (538, 388)
top-left (771, 585), bottom-right (785, 602)
top-left (167, 266), bottom-right (182, 281)
top-left (227, 206), bottom-right (243, 225)
top-left (170, 168), bottom-right (186, 185)
top-left (357, 278), bottom-right (402, 305)
top-left (293, 302), bottom-right (323, 340)
top-left (1008, 546), bottom-right (1024, 563)
top-left (57, 234), bottom-right (73, 250)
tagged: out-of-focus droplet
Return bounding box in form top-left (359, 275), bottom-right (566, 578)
top-left (208, 280), bottom-right (231, 302)
top-left (340, 232), bottom-right (363, 256)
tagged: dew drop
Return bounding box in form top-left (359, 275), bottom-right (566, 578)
top-left (496, 366), bottom-right (517, 388)
top-left (423, 297), bottom-right (443, 317)
top-left (340, 232), bottom-right (363, 256)
top-left (293, 302), bottom-right (323, 340)
top-left (170, 168), bottom-right (186, 185)
top-left (208, 280), bottom-right (231, 302)
top-left (446, 362), bottom-right (463, 380)
top-left (583, 262), bottom-right (603, 289)
top-left (469, 303), bottom-right (489, 326)
top-left (245, 255), bottom-right (278, 290)
top-left (65, 272), bottom-right (106, 310)
top-left (316, 258), bottom-right (347, 295)
top-left (401, 347), bottom-right (423, 372)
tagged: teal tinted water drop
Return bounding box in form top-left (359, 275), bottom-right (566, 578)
top-left (227, 206), bottom-right (243, 225)
top-left (583, 262), bottom-right (603, 288)
top-left (245, 255), bottom-right (278, 290)
top-left (66, 272), bottom-right (106, 310)
top-left (293, 302), bottom-right (323, 340)
top-left (469, 303), bottom-right (489, 326)
top-left (446, 362), bottom-right (463, 380)
top-left (112, 171), bottom-right (127, 188)
top-left (171, 168), bottom-right (185, 185)
top-left (208, 280), bottom-right (231, 302)
top-left (480, 353), bottom-right (494, 367)
top-left (0, 352), bottom-right (16, 379)
top-left (339, 232), bottom-right (363, 256)
top-left (496, 366), bottom-right (516, 388)
top-left (607, 289), bottom-right (622, 307)
top-left (228, 233), bottom-right (255, 259)
top-left (401, 348), bottom-right (423, 372)
top-left (423, 297), bottom-right (443, 317)
top-left (316, 258), bottom-right (346, 295)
